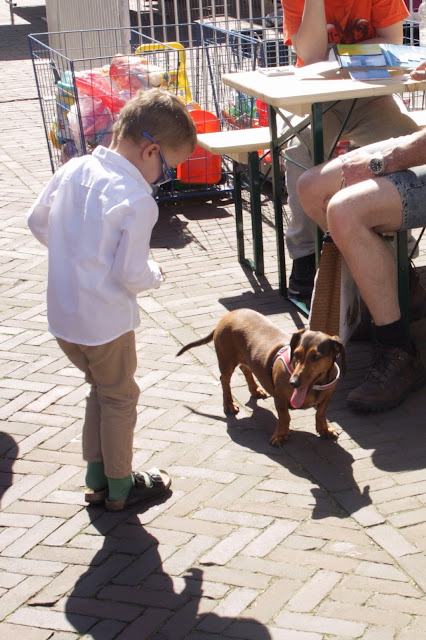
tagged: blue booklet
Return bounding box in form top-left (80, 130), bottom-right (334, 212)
top-left (334, 43), bottom-right (426, 80)
top-left (349, 68), bottom-right (393, 81)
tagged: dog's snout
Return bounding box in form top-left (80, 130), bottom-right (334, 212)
top-left (289, 374), bottom-right (300, 388)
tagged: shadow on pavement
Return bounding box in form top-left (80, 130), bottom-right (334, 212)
top-left (187, 401), bottom-right (371, 522)
top-left (0, 7), bottom-right (46, 62)
top-left (60, 502), bottom-right (272, 639)
top-left (328, 317), bottom-right (426, 475)
top-left (0, 432), bottom-right (18, 507)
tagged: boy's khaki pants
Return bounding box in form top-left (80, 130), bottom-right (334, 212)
top-left (56, 331), bottom-right (140, 479)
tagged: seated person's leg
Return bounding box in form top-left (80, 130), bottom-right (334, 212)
top-left (298, 162), bottom-right (426, 412)
top-left (286, 95), bottom-right (419, 302)
top-left (284, 132), bottom-right (317, 299)
top-left (296, 156), bottom-right (344, 232)
top-left (326, 179), bottom-right (402, 328)
top-left (285, 137), bottom-right (347, 298)
top-left (338, 94), bottom-right (421, 258)
top-left (284, 102), bottom-right (371, 299)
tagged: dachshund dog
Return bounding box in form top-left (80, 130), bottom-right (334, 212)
top-left (177, 308), bottom-right (345, 446)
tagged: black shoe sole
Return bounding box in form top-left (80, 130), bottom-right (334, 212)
top-left (287, 287), bottom-right (313, 299)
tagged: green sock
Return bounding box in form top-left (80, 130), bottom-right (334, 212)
top-left (108, 475), bottom-right (134, 502)
top-left (85, 462), bottom-right (108, 491)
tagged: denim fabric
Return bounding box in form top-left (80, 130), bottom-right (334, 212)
top-left (384, 167), bottom-right (426, 230)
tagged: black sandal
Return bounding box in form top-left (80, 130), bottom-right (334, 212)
top-left (105, 468), bottom-right (171, 512)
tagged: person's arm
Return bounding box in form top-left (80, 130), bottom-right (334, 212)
top-left (340, 127), bottom-right (426, 185)
top-left (288, 0), bottom-right (328, 65)
top-left (359, 21), bottom-right (404, 45)
top-left (27, 171), bottom-right (62, 247)
top-left (111, 197), bottom-right (164, 295)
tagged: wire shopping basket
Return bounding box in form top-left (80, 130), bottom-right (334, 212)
top-left (28, 23), bottom-right (262, 201)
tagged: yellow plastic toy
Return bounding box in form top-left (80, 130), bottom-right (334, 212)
top-left (135, 42), bottom-right (192, 104)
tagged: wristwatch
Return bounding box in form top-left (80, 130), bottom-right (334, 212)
top-left (369, 151), bottom-right (386, 176)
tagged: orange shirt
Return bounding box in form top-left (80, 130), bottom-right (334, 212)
top-left (282, 0), bottom-right (409, 50)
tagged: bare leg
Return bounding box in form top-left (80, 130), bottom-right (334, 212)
top-left (296, 157), bottom-right (346, 231)
top-left (297, 157), bottom-right (404, 326)
top-left (326, 178), bottom-right (403, 327)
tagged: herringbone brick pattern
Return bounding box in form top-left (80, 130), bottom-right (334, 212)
top-left (1, 3), bottom-right (426, 639)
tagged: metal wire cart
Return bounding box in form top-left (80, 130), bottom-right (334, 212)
top-left (28, 23), bottom-right (274, 201)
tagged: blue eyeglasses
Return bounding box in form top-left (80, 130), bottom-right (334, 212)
top-left (141, 131), bottom-right (173, 186)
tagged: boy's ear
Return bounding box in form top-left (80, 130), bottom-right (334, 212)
top-left (141, 141), bottom-right (158, 160)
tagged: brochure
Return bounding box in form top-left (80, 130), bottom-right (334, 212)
top-left (334, 43), bottom-right (426, 80)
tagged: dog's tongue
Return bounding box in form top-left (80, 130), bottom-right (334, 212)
top-left (291, 386), bottom-right (309, 409)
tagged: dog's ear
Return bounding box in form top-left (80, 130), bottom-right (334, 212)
top-left (325, 335), bottom-right (346, 376)
top-left (290, 328), bottom-right (306, 353)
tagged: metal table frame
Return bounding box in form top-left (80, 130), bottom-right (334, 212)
top-left (223, 68), bottom-right (426, 328)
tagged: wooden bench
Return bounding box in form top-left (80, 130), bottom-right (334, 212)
top-left (198, 127), bottom-right (272, 276)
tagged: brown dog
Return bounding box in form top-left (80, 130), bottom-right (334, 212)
top-left (177, 308), bottom-right (345, 446)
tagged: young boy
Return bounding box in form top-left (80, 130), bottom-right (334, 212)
top-left (27, 89), bottom-right (197, 511)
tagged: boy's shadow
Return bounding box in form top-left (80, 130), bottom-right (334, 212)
top-left (0, 432), bottom-right (270, 637)
top-left (59, 505), bottom-right (271, 639)
top-left (0, 432), bottom-right (19, 508)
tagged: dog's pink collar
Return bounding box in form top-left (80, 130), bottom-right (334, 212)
top-left (273, 345), bottom-right (340, 391)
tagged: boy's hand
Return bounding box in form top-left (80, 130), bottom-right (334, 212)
top-left (159, 264), bottom-right (165, 281)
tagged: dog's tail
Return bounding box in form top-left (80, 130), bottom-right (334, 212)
top-left (176, 331), bottom-right (215, 356)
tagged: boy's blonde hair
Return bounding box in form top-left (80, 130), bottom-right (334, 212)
top-left (113, 88), bottom-right (197, 152)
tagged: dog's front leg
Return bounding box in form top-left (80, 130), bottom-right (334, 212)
top-left (270, 401), bottom-right (291, 447)
top-left (220, 372), bottom-right (239, 414)
top-left (315, 400), bottom-right (339, 439)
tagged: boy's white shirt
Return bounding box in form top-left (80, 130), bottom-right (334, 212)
top-left (27, 145), bottom-right (164, 346)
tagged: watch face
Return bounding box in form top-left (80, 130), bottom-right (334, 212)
top-left (370, 157), bottom-right (384, 175)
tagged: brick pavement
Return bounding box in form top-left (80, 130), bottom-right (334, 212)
top-left (0, 3), bottom-right (426, 639)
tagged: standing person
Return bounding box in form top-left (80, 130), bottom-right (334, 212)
top-left (27, 89), bottom-right (197, 511)
top-left (296, 62), bottom-right (426, 412)
top-left (281, 0), bottom-right (419, 300)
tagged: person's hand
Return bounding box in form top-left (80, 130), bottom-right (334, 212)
top-left (339, 148), bottom-right (376, 186)
top-left (410, 60), bottom-right (426, 81)
top-left (159, 264), bottom-right (165, 280)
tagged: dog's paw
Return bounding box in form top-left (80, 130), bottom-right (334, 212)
top-left (253, 387), bottom-right (268, 400)
top-left (224, 403), bottom-right (239, 415)
top-left (318, 423), bottom-right (339, 440)
top-left (269, 432), bottom-right (289, 447)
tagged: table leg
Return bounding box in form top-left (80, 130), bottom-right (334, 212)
top-left (396, 230), bottom-right (410, 337)
top-left (311, 102), bottom-right (325, 266)
top-left (233, 156), bottom-right (264, 275)
top-left (233, 160), bottom-right (245, 265)
top-left (247, 150), bottom-right (264, 276)
top-left (268, 104), bottom-right (287, 297)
